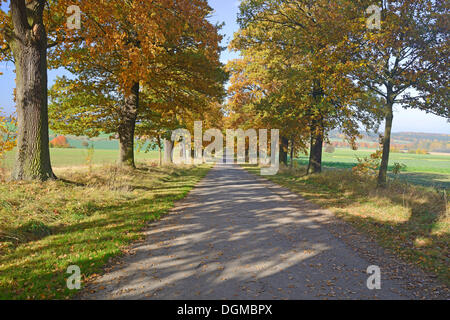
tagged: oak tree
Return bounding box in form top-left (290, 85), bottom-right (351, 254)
top-left (0, 0), bottom-right (55, 180)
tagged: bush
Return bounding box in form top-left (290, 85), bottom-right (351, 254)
top-left (408, 148), bottom-right (429, 155)
top-left (325, 145), bottom-right (336, 153)
top-left (415, 148), bottom-right (429, 155)
top-left (392, 162), bottom-right (407, 176)
top-left (49, 135), bottom-right (71, 148)
top-left (0, 112), bottom-right (16, 181)
top-left (352, 149), bottom-right (382, 178)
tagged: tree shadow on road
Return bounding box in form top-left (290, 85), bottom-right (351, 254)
top-left (252, 165), bottom-right (450, 286)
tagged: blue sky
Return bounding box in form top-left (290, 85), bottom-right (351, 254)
top-left (0, 0), bottom-right (448, 134)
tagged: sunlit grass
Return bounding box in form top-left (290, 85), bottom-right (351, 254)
top-left (0, 163), bottom-right (211, 299)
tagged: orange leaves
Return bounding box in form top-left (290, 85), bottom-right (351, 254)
top-left (225, 0), bottom-right (386, 152)
top-left (50, 0), bottom-right (222, 95)
top-left (47, 1), bottom-right (225, 142)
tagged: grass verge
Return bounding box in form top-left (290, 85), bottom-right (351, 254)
top-left (243, 165), bottom-right (449, 285)
top-left (0, 163), bottom-right (211, 299)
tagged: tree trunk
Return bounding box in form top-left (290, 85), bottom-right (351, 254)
top-left (118, 82), bottom-right (139, 168)
top-left (280, 136), bottom-right (289, 165)
top-left (290, 139), bottom-right (295, 168)
top-left (307, 119), bottom-right (324, 175)
top-left (163, 139), bottom-right (174, 165)
top-left (10, 0), bottom-right (55, 181)
top-left (157, 136), bottom-right (162, 166)
top-left (377, 101), bottom-right (394, 188)
top-left (307, 79), bottom-right (324, 175)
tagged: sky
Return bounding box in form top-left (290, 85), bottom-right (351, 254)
top-left (0, 0), bottom-right (448, 134)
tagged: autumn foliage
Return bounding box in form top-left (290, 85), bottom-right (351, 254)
top-left (49, 136), bottom-right (70, 149)
top-left (48, 0), bottom-right (226, 167)
top-left (0, 109), bottom-right (16, 180)
top-left (227, 0), bottom-right (448, 183)
top-left (0, 110), bottom-right (16, 158)
top-left (0, 0), bottom-right (448, 182)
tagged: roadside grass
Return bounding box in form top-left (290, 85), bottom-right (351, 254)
top-left (243, 164), bottom-right (450, 285)
top-left (0, 163), bottom-right (211, 299)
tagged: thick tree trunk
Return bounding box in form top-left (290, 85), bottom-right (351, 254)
top-left (377, 101), bottom-right (394, 188)
top-left (307, 119), bottom-right (324, 175)
top-left (163, 139), bottom-right (174, 165)
top-left (280, 136), bottom-right (289, 165)
top-left (10, 0), bottom-right (54, 181)
top-left (118, 82), bottom-right (139, 168)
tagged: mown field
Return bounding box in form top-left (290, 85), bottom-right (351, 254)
top-left (294, 148), bottom-right (450, 189)
top-left (3, 147), bottom-right (449, 188)
top-left (3, 148), bottom-right (160, 169)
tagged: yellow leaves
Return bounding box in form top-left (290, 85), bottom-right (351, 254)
top-left (53, 0), bottom-right (221, 95)
top-left (352, 149), bottom-right (383, 178)
top-left (46, 1), bottom-right (224, 141)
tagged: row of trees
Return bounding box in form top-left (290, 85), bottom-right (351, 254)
top-left (0, 0), bottom-right (226, 180)
top-left (226, 0), bottom-right (448, 187)
top-left (0, 1), bottom-right (448, 189)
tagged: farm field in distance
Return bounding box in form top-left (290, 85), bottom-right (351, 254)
top-left (3, 145), bottom-right (449, 189)
top-left (294, 148), bottom-right (450, 189)
top-left (3, 148), bottom-right (160, 169)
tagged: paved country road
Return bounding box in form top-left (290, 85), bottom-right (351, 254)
top-left (81, 164), bottom-right (448, 300)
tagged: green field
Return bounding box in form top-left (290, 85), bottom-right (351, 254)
top-left (3, 146), bottom-right (449, 188)
top-left (294, 148), bottom-right (450, 189)
top-left (4, 148), bottom-right (160, 169)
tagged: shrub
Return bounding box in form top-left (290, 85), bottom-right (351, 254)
top-left (325, 145), bottom-right (336, 153)
top-left (352, 149), bottom-right (382, 178)
top-left (415, 148), bottom-right (429, 155)
top-left (408, 148), bottom-right (429, 155)
top-left (84, 143), bottom-right (95, 169)
top-left (392, 162), bottom-right (407, 176)
top-left (49, 135), bottom-right (71, 148)
top-left (0, 111), bottom-right (17, 180)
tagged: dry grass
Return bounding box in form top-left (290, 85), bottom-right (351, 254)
top-left (244, 165), bottom-right (450, 285)
top-left (0, 162), bottom-right (211, 299)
